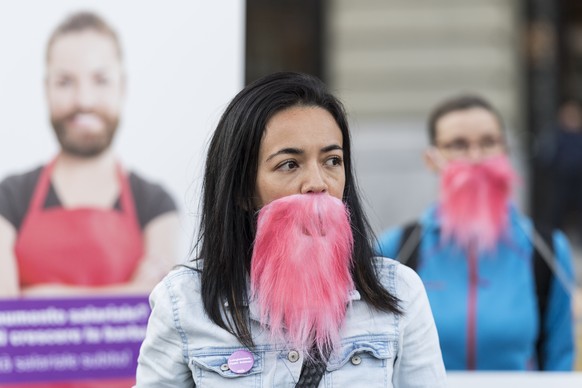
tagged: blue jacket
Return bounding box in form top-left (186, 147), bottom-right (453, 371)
top-left (135, 258), bottom-right (447, 387)
top-left (377, 204), bottom-right (575, 371)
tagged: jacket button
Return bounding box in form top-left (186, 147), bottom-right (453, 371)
top-left (220, 363), bottom-right (230, 371)
top-left (288, 350), bottom-right (300, 362)
top-left (350, 355), bottom-right (362, 365)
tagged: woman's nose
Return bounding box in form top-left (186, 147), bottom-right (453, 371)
top-left (466, 145), bottom-right (485, 162)
top-left (301, 164), bottom-right (328, 194)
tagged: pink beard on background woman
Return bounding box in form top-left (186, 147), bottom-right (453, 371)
top-left (439, 154), bottom-right (517, 253)
top-left (250, 193), bottom-right (354, 357)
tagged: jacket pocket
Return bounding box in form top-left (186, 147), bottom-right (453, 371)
top-left (326, 335), bottom-right (395, 387)
top-left (190, 349), bottom-right (264, 387)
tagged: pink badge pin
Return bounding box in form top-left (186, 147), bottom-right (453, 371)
top-left (227, 350), bottom-right (254, 374)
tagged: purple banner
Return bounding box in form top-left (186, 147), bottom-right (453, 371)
top-left (0, 296), bottom-right (150, 384)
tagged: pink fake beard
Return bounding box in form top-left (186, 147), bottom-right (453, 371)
top-left (250, 193), bottom-right (354, 356)
top-left (439, 155), bottom-right (517, 252)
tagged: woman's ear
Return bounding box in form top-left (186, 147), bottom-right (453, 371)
top-left (423, 147), bottom-right (446, 173)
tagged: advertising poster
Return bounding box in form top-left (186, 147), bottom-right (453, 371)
top-left (0, 1), bottom-right (243, 386)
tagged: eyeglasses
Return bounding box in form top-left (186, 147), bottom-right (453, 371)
top-left (436, 136), bottom-right (505, 158)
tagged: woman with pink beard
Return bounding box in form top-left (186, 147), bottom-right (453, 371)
top-left (377, 95), bottom-right (576, 371)
top-left (135, 72), bottom-right (446, 387)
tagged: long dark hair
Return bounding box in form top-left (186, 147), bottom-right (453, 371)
top-left (196, 72), bottom-right (401, 348)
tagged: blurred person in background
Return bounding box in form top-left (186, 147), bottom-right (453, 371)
top-left (549, 99), bottom-right (582, 237)
top-left (377, 94), bottom-right (575, 371)
top-left (0, 11), bottom-right (179, 299)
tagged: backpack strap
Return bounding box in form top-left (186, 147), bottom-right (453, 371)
top-left (532, 223), bottom-right (554, 371)
top-left (397, 221), bottom-right (422, 270)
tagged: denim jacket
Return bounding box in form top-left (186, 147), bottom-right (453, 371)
top-left (135, 257), bottom-right (446, 387)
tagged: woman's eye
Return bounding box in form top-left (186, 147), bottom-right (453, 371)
top-left (278, 160), bottom-right (299, 171)
top-left (449, 140), bottom-right (469, 151)
top-left (325, 156), bottom-right (343, 167)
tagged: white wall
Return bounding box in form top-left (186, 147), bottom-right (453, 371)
top-left (0, 0), bottom-right (245, 256)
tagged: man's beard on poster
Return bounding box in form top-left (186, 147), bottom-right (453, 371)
top-left (250, 193), bottom-right (354, 358)
top-left (439, 154), bottom-right (517, 253)
top-left (51, 109), bottom-right (119, 157)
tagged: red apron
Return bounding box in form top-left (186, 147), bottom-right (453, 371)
top-left (9, 159), bottom-right (144, 388)
top-left (15, 159), bottom-right (144, 287)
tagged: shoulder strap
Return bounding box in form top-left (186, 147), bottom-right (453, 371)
top-left (397, 221), bottom-right (422, 270)
top-left (295, 345), bottom-right (330, 387)
top-left (532, 223), bottom-right (554, 371)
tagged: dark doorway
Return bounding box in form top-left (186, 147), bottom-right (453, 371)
top-left (245, 0), bottom-right (325, 85)
top-left (558, 0), bottom-right (582, 100)
top-left (527, 0), bottom-right (582, 239)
